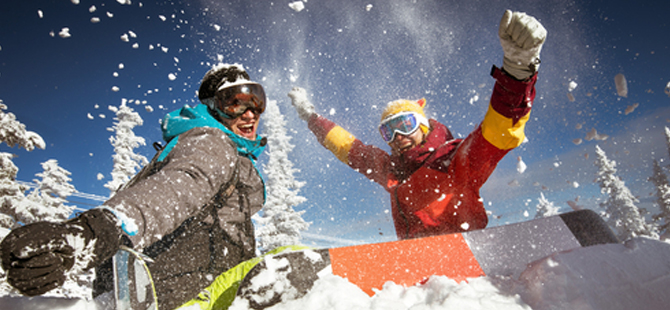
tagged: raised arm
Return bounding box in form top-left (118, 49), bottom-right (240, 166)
top-left (288, 87), bottom-right (392, 188)
top-left (395, 10), bottom-right (547, 235)
top-left (454, 10), bottom-right (547, 185)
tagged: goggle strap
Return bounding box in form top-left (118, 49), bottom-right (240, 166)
top-left (414, 114), bottom-right (429, 129)
top-left (201, 97), bottom-right (233, 119)
top-left (201, 97), bottom-right (216, 110)
top-left (214, 107), bottom-right (233, 119)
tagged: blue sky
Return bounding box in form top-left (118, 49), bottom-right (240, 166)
top-left (1, 0), bottom-right (669, 245)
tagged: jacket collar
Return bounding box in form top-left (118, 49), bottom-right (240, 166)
top-left (391, 119), bottom-right (456, 180)
top-left (161, 104), bottom-right (266, 162)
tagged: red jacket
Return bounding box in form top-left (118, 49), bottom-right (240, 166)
top-left (307, 66), bottom-right (537, 239)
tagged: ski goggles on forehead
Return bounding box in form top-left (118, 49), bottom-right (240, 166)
top-left (378, 112), bottom-right (428, 143)
top-left (215, 82), bottom-right (266, 118)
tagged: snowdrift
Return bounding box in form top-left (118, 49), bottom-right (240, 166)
top-left (519, 237), bottom-right (670, 310)
top-left (2, 237), bottom-right (669, 309)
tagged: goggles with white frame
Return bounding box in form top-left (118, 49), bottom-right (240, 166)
top-left (378, 112), bottom-right (429, 143)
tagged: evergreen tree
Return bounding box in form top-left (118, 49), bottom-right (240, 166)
top-left (0, 153), bottom-right (30, 229)
top-left (649, 160), bottom-right (670, 240)
top-left (594, 145), bottom-right (657, 240)
top-left (104, 101), bottom-right (148, 195)
top-left (535, 192), bottom-right (560, 219)
top-left (24, 159), bottom-right (76, 224)
top-left (0, 102), bottom-right (45, 229)
top-left (254, 100), bottom-right (309, 253)
top-left (0, 101), bottom-right (45, 152)
top-left (651, 126), bottom-right (670, 240)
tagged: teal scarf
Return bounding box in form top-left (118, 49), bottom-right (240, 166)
top-left (159, 104), bottom-right (266, 164)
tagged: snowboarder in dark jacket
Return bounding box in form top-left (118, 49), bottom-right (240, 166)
top-left (0, 63), bottom-right (268, 309)
top-left (288, 10), bottom-right (547, 239)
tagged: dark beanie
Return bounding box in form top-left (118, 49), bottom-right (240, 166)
top-left (198, 64), bottom-right (251, 102)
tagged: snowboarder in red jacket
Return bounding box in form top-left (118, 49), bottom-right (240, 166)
top-left (288, 10), bottom-right (547, 239)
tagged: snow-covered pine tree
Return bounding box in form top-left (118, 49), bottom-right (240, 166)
top-left (535, 192), bottom-right (560, 219)
top-left (0, 102), bottom-right (46, 229)
top-left (650, 160), bottom-right (670, 240)
top-left (0, 153), bottom-right (30, 229)
top-left (254, 100), bottom-right (309, 253)
top-left (0, 101), bottom-right (45, 152)
top-left (104, 100), bottom-right (148, 195)
top-left (653, 126), bottom-right (670, 240)
top-left (594, 145), bottom-right (658, 240)
top-left (23, 159), bottom-right (76, 224)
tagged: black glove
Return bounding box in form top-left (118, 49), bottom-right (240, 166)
top-left (0, 208), bottom-right (123, 296)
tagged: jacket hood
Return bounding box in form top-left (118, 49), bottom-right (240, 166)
top-left (160, 104), bottom-right (266, 161)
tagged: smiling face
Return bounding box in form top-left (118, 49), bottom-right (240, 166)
top-left (389, 128), bottom-right (425, 155)
top-left (220, 108), bottom-right (260, 140)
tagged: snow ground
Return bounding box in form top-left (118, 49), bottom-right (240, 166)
top-left (2, 237), bottom-right (670, 310)
top-left (226, 237), bottom-right (670, 310)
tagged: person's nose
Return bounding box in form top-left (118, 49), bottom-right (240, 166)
top-left (240, 108), bottom-right (257, 120)
top-left (394, 133), bottom-right (410, 142)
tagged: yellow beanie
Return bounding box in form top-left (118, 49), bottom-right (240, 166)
top-left (381, 98), bottom-right (430, 134)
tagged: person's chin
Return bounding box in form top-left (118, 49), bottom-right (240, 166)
top-left (239, 133), bottom-right (256, 140)
top-left (393, 147), bottom-right (409, 155)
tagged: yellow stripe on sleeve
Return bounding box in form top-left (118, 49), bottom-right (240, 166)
top-left (323, 126), bottom-right (357, 163)
top-left (481, 104), bottom-right (530, 150)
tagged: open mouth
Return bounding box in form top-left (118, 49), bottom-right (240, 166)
top-left (237, 123), bottom-right (255, 137)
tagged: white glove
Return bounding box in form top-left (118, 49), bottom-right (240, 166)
top-left (287, 87), bottom-right (315, 121)
top-left (498, 10), bottom-right (547, 80)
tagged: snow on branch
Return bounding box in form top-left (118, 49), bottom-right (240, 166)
top-left (0, 101), bottom-right (45, 151)
top-left (649, 126), bottom-right (670, 240)
top-left (254, 100), bottom-right (309, 253)
top-left (649, 160), bottom-right (670, 240)
top-left (594, 145), bottom-right (658, 240)
top-left (0, 152), bottom-right (28, 229)
top-left (104, 100), bottom-right (148, 195)
top-left (535, 192), bottom-right (561, 219)
top-left (23, 159), bottom-right (77, 224)
top-left (0, 158), bottom-right (77, 227)
top-left (0, 102), bottom-right (46, 229)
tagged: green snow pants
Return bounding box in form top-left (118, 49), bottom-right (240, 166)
top-left (175, 245), bottom-right (310, 310)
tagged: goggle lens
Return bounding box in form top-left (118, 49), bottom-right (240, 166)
top-left (379, 112), bottom-right (422, 142)
top-left (216, 83), bottom-right (266, 118)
